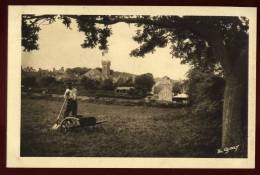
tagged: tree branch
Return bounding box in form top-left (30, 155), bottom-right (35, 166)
top-left (22, 15), bottom-right (232, 73)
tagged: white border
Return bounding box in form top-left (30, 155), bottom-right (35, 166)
top-left (7, 6), bottom-right (257, 168)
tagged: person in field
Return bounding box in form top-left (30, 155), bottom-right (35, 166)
top-left (64, 82), bottom-right (78, 117)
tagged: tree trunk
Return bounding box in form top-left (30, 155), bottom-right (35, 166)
top-left (222, 51), bottom-right (248, 157)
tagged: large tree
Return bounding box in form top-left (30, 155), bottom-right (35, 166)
top-left (22, 15), bottom-right (249, 156)
top-left (134, 73), bottom-right (155, 94)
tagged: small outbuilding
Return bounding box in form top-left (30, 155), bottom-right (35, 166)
top-left (115, 86), bottom-right (135, 94)
top-left (172, 93), bottom-right (189, 104)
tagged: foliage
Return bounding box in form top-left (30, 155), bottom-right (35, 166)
top-left (75, 16), bottom-right (112, 54)
top-left (172, 81), bottom-right (184, 95)
top-left (186, 68), bottom-right (225, 117)
top-left (99, 79), bottom-right (114, 90)
top-left (38, 76), bottom-right (57, 87)
top-left (21, 16), bottom-right (248, 81)
top-left (115, 77), bottom-right (134, 87)
top-left (22, 66), bottom-right (37, 73)
top-left (21, 15), bottom-right (249, 73)
top-left (22, 76), bottom-right (37, 88)
top-left (134, 73), bottom-right (155, 94)
top-left (22, 15), bottom-right (57, 51)
top-left (80, 77), bottom-right (100, 90)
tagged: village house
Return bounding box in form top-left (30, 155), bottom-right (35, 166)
top-left (150, 76), bottom-right (190, 104)
top-left (152, 76), bottom-right (173, 102)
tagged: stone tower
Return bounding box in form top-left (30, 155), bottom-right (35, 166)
top-left (101, 60), bottom-right (111, 79)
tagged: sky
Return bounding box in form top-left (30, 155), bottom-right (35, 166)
top-left (22, 19), bottom-right (191, 80)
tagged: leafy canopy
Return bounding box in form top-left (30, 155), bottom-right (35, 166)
top-left (22, 15), bottom-right (249, 73)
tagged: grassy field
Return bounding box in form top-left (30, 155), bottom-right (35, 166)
top-left (21, 98), bottom-right (222, 157)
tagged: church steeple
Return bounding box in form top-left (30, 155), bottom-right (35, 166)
top-left (101, 60), bottom-right (111, 79)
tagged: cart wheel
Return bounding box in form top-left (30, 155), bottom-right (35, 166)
top-left (60, 117), bottom-right (79, 133)
top-left (60, 119), bottom-right (72, 133)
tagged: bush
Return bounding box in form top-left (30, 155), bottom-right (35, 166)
top-left (172, 81), bottom-right (183, 95)
top-left (22, 76), bottom-right (37, 88)
top-left (38, 76), bottom-right (57, 87)
top-left (99, 79), bottom-right (114, 90)
top-left (81, 77), bottom-right (100, 90)
top-left (186, 68), bottom-right (225, 117)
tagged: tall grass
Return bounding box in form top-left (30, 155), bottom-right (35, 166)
top-left (21, 98), bottom-right (221, 157)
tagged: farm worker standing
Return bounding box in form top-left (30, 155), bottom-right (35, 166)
top-left (64, 82), bottom-right (78, 117)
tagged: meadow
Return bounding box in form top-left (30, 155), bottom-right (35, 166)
top-left (21, 98), bottom-right (222, 157)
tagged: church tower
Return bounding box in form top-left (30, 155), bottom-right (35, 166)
top-left (101, 60), bottom-right (111, 79)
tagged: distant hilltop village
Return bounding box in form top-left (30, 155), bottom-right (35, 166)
top-left (22, 60), bottom-right (136, 85)
top-left (22, 60), bottom-right (179, 86)
top-left (82, 60), bottom-right (135, 84)
top-left (22, 60), bottom-right (188, 102)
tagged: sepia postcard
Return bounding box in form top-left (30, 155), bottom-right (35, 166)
top-left (6, 6), bottom-right (256, 168)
